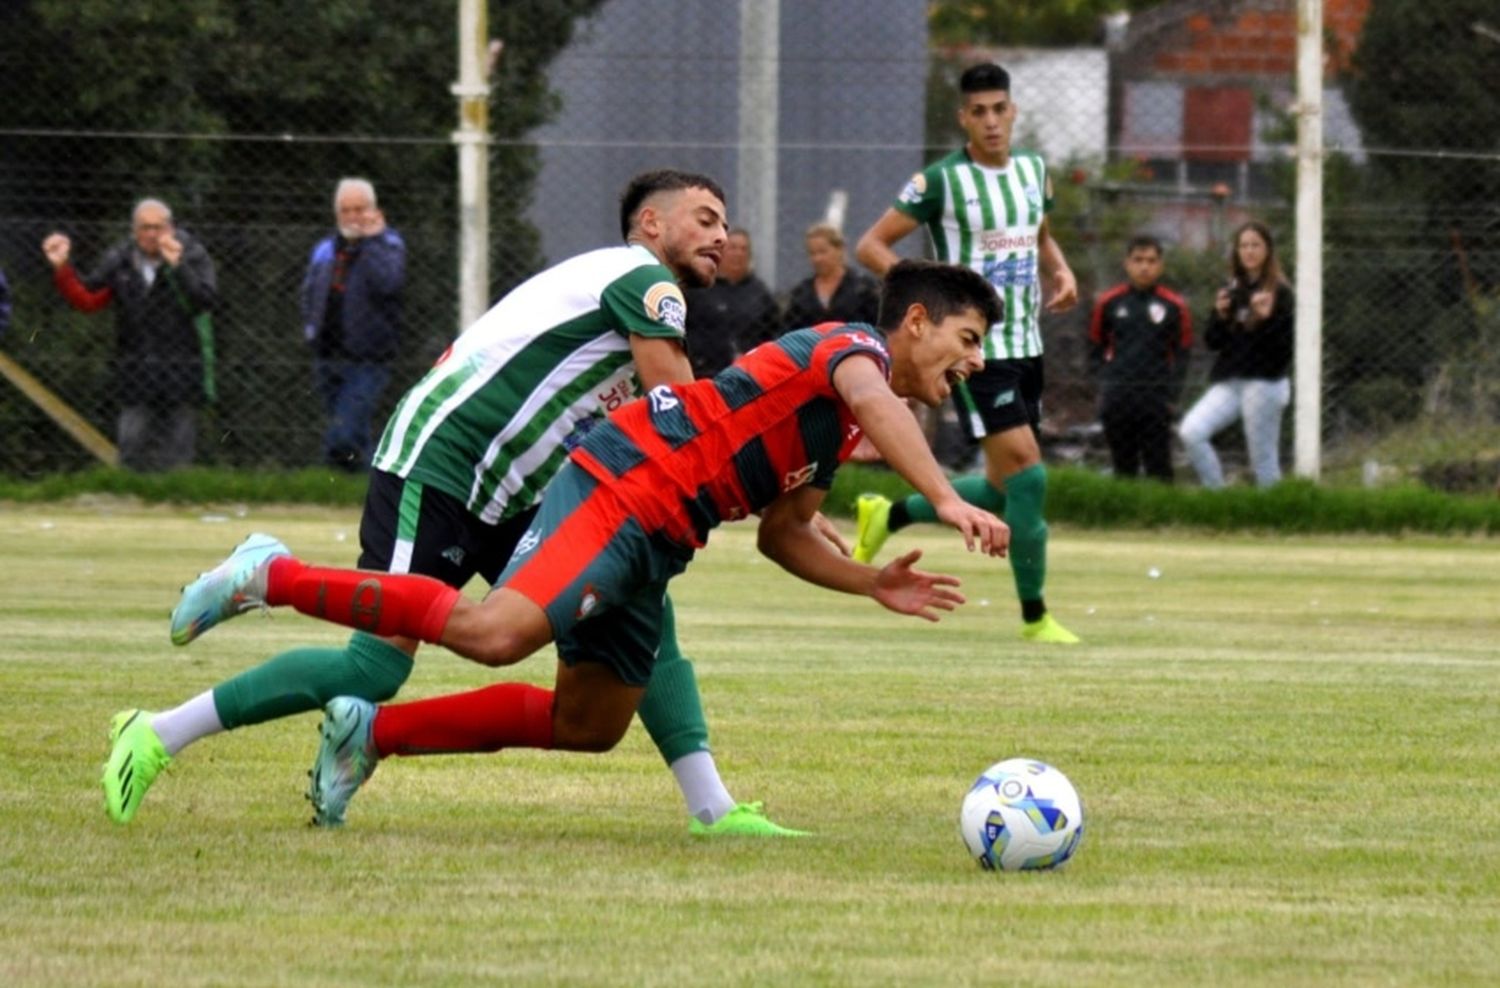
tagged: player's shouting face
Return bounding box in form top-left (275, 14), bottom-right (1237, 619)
top-left (893, 305), bottom-right (987, 407)
top-left (644, 186), bottom-right (729, 289)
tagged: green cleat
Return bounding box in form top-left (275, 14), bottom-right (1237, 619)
top-left (308, 696), bottom-right (380, 828)
top-left (170, 532), bottom-right (289, 646)
top-left (1021, 613), bottom-right (1081, 644)
top-left (102, 709), bottom-right (171, 825)
top-left (689, 801), bottom-right (810, 838)
top-left (852, 493), bottom-right (893, 564)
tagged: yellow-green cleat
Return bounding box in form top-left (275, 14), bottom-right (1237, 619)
top-left (102, 709), bottom-right (171, 824)
top-left (852, 493), bottom-right (893, 564)
top-left (689, 801), bottom-right (810, 838)
top-left (1021, 613), bottom-right (1081, 644)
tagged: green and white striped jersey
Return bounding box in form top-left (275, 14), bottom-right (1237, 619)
top-left (372, 244), bottom-right (687, 524)
top-left (892, 148), bottom-right (1053, 360)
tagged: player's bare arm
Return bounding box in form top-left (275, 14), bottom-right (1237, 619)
top-left (756, 486), bottom-right (964, 622)
top-left (854, 209), bottom-right (920, 278)
top-left (629, 333), bottom-right (695, 389)
top-left (1038, 217), bottom-right (1078, 312)
top-left (832, 355), bottom-right (1008, 557)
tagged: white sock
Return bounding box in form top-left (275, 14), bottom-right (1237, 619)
top-left (150, 690), bottom-right (226, 756)
top-left (671, 750), bottom-right (737, 824)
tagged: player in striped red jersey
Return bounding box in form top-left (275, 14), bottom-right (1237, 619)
top-left (181, 261), bottom-right (1010, 826)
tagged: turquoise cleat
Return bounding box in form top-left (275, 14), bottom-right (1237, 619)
top-left (169, 532), bottom-right (289, 645)
top-left (308, 696), bottom-right (380, 828)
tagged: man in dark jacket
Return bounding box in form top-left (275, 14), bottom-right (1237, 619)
top-left (301, 177), bottom-right (406, 471)
top-left (681, 227), bottom-right (779, 377)
top-left (42, 199), bottom-right (218, 471)
top-left (1088, 235), bottom-right (1193, 482)
top-left (0, 265), bottom-right (11, 339)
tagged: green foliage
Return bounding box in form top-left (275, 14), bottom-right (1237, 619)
top-left (5, 462), bottom-right (1496, 535)
top-left (828, 463), bottom-right (1500, 535)
top-left (0, 466), bottom-right (368, 505)
top-left (1348, 0), bottom-right (1500, 222)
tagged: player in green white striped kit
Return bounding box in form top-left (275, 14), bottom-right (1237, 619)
top-left (854, 62), bottom-right (1081, 644)
top-left (103, 170), bottom-right (804, 836)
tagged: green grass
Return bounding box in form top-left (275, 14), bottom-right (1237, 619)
top-left (2, 504), bottom-right (1498, 986)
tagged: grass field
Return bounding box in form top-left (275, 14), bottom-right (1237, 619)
top-left (3, 502), bottom-right (1498, 987)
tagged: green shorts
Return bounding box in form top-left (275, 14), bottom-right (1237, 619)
top-left (495, 462), bottom-right (694, 686)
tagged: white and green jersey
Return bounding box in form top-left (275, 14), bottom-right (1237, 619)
top-left (372, 244), bottom-right (687, 524)
top-left (893, 148), bottom-right (1053, 359)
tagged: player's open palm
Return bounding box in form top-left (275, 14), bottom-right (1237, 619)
top-left (934, 501), bottom-right (1009, 557)
top-left (872, 549), bottom-right (966, 622)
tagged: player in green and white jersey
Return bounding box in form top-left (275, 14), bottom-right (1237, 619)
top-left (854, 62), bottom-right (1082, 644)
top-left (104, 170), bottom-right (804, 836)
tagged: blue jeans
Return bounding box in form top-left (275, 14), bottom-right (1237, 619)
top-left (1178, 377), bottom-right (1291, 489)
top-left (313, 359), bottom-right (391, 471)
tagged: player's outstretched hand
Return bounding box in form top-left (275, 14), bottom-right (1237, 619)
top-left (872, 549), bottom-right (966, 622)
top-left (934, 501), bottom-right (1009, 557)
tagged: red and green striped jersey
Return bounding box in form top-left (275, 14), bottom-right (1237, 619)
top-left (371, 245), bottom-right (687, 524)
top-left (892, 147), bottom-right (1053, 359)
top-left (571, 323), bottom-right (888, 547)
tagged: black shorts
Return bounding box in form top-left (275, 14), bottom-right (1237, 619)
top-left (358, 469), bottom-right (539, 590)
top-left (952, 356), bottom-right (1045, 441)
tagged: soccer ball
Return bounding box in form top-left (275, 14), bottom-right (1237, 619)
top-left (959, 758), bottom-right (1084, 871)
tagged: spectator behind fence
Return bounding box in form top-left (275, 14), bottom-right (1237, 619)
top-left (1178, 221), bottom-right (1294, 489)
top-left (42, 199), bottom-right (218, 471)
top-left (681, 227), bottom-right (779, 377)
top-left (0, 265), bottom-right (11, 339)
top-left (781, 222), bottom-right (880, 332)
top-left (301, 177), bottom-right (406, 471)
top-left (1088, 235), bottom-right (1193, 483)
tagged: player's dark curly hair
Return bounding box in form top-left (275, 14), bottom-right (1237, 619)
top-left (959, 62), bottom-right (1010, 95)
top-left (877, 260), bottom-right (1002, 331)
top-left (619, 169), bottom-right (727, 239)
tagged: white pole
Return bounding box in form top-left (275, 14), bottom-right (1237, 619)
top-left (1293, 0), bottom-right (1324, 480)
top-left (453, 0), bottom-right (491, 333)
top-left (738, 0), bottom-right (779, 287)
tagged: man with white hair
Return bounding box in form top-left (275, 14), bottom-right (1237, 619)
top-left (301, 177), bottom-right (407, 471)
top-left (42, 198), bottom-right (219, 470)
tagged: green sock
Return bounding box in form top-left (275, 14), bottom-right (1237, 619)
top-left (894, 474), bottom-right (1005, 530)
top-left (637, 594), bottom-right (711, 766)
top-left (211, 631), bottom-right (414, 730)
top-left (1004, 463), bottom-right (1049, 605)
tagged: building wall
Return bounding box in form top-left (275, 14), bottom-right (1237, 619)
top-left (527, 0), bottom-right (927, 294)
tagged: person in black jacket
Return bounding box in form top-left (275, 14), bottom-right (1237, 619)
top-left (681, 227), bottom-right (779, 377)
top-left (782, 222), bottom-right (879, 332)
top-left (1088, 235), bottom-right (1193, 482)
top-left (42, 199), bottom-right (218, 471)
top-left (1178, 220), bottom-right (1294, 488)
top-left (0, 265), bottom-right (11, 339)
top-left (301, 178), bottom-right (406, 471)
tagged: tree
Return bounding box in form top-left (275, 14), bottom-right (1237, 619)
top-left (1347, 0), bottom-right (1500, 275)
top-left (0, 0), bottom-right (606, 471)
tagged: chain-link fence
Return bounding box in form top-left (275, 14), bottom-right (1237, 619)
top-left (1, 0), bottom-right (1496, 490)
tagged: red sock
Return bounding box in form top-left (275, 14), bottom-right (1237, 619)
top-left (372, 683), bottom-right (555, 756)
top-left (265, 557), bottom-right (460, 642)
